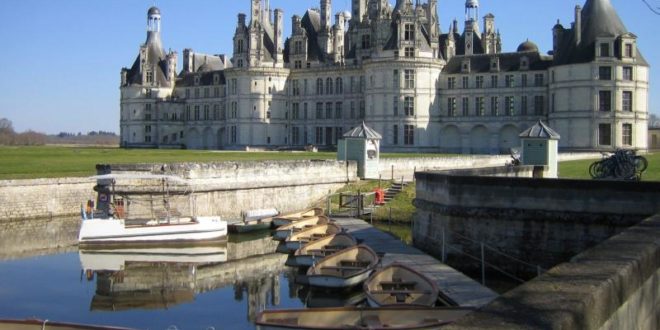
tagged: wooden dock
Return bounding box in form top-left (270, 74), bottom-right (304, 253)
top-left (332, 217), bottom-right (498, 308)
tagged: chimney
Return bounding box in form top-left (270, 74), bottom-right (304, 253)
top-left (183, 49), bottom-right (193, 73)
top-left (574, 5), bottom-right (581, 46)
top-left (274, 9), bottom-right (284, 64)
top-left (238, 13), bottom-right (247, 27)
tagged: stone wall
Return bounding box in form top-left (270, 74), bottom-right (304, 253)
top-left (413, 169), bottom-right (660, 275)
top-left (444, 215), bottom-right (660, 330)
top-left (0, 178), bottom-right (96, 222)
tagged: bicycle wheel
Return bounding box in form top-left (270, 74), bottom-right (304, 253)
top-left (615, 162), bottom-right (635, 180)
top-left (634, 156), bottom-right (648, 173)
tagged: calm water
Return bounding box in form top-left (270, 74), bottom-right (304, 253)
top-left (0, 221), bottom-right (362, 330)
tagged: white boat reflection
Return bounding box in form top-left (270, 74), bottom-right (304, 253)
top-left (79, 246), bottom-right (228, 272)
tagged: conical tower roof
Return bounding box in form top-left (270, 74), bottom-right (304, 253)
top-left (520, 120), bottom-right (560, 140)
top-left (343, 122), bottom-right (382, 139)
top-left (580, 0), bottom-right (627, 45)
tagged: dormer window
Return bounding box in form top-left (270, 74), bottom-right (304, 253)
top-left (404, 24), bottom-right (415, 41)
top-left (599, 42), bottom-right (610, 57)
top-left (145, 71), bottom-right (154, 84)
top-left (625, 43), bottom-right (633, 58)
top-left (194, 76), bottom-right (200, 85)
top-left (213, 74), bottom-right (219, 85)
top-left (520, 56), bottom-right (529, 70)
top-left (237, 39), bottom-right (244, 53)
top-left (461, 59), bottom-right (471, 73)
top-left (490, 57), bottom-right (500, 72)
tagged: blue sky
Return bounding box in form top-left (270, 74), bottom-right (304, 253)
top-left (0, 0), bottom-right (657, 134)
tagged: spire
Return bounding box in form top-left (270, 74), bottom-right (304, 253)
top-left (579, 0), bottom-right (628, 46)
top-left (146, 6), bottom-right (162, 45)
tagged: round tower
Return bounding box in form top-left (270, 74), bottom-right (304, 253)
top-left (147, 7), bottom-right (161, 33)
top-left (465, 0), bottom-right (479, 22)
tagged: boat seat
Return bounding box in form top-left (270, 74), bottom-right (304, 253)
top-left (339, 260), bottom-right (371, 267)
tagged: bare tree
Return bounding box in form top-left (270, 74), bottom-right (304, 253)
top-left (642, 0), bottom-right (660, 15)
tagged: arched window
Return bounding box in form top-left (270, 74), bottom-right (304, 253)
top-left (336, 78), bottom-right (343, 94)
top-left (316, 78), bottom-right (323, 95)
top-left (326, 78), bottom-right (333, 95)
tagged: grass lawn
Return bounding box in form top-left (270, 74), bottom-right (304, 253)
top-left (559, 152), bottom-right (659, 181)
top-left (0, 146), bottom-right (335, 180)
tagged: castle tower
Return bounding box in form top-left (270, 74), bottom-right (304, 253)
top-left (351, 0), bottom-right (366, 25)
top-left (465, 0), bottom-right (479, 33)
top-left (321, 0), bottom-right (332, 31)
top-left (482, 13), bottom-right (498, 54)
top-left (273, 9), bottom-right (284, 65)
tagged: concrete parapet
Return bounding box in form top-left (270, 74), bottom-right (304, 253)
top-left (443, 214), bottom-right (660, 330)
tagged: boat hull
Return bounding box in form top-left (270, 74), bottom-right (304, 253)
top-left (78, 216), bottom-right (228, 247)
top-left (307, 270), bottom-right (372, 288)
top-left (229, 221), bottom-right (272, 233)
top-left (364, 263), bottom-right (440, 307)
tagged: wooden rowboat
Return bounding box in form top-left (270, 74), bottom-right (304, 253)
top-left (273, 216), bottom-right (330, 241)
top-left (229, 208), bottom-right (279, 233)
top-left (0, 319), bottom-right (135, 330)
top-left (272, 208), bottom-right (324, 227)
top-left (283, 223), bottom-right (342, 252)
top-left (255, 306), bottom-right (474, 330)
top-left (364, 263), bottom-right (439, 307)
top-left (292, 233), bottom-right (357, 267)
top-left (306, 245), bottom-right (378, 288)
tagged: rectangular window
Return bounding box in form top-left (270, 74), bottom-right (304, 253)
top-left (490, 97), bottom-right (499, 116)
top-left (491, 75), bottom-right (498, 88)
top-left (292, 103), bottom-right (300, 120)
top-left (359, 101), bottom-right (365, 118)
top-left (231, 102), bottom-right (237, 118)
top-left (521, 74), bottom-right (528, 87)
top-left (404, 69), bottom-right (415, 89)
top-left (622, 91), bottom-right (633, 112)
top-left (204, 105), bottom-right (210, 120)
top-left (393, 70), bottom-right (399, 88)
top-left (303, 103), bottom-right (308, 119)
top-left (447, 97), bottom-right (457, 117)
top-left (194, 105), bottom-right (200, 120)
top-left (194, 88), bottom-right (200, 98)
top-left (231, 79), bottom-right (238, 94)
top-left (521, 96), bottom-right (528, 115)
top-left (292, 80), bottom-right (300, 96)
top-left (231, 126), bottom-right (237, 144)
top-left (404, 23), bottom-right (415, 41)
top-left (625, 44), bottom-right (633, 58)
top-left (534, 95), bottom-right (545, 115)
top-left (315, 127), bottom-right (324, 144)
top-left (335, 102), bottom-right (343, 119)
top-left (393, 96), bottom-right (399, 116)
top-left (505, 96), bottom-right (515, 116)
top-left (622, 123), bottom-right (633, 146)
top-left (316, 102), bottom-right (323, 119)
top-left (292, 127), bottom-right (300, 145)
top-left (505, 75), bottom-right (515, 88)
top-left (600, 43), bottom-right (610, 57)
top-left (462, 97), bottom-right (469, 116)
top-left (623, 67), bottom-right (633, 81)
top-left (599, 91), bottom-right (612, 111)
top-left (214, 87), bottom-right (220, 98)
top-left (361, 34), bottom-right (371, 49)
top-left (404, 125), bottom-right (414, 145)
top-left (598, 123), bottom-right (611, 145)
top-left (326, 102), bottom-right (333, 119)
top-left (404, 96), bottom-right (415, 116)
top-left (350, 101), bottom-right (355, 119)
top-left (534, 74), bottom-right (544, 87)
top-left (392, 125), bottom-right (398, 145)
top-left (476, 97), bottom-right (485, 116)
top-left (599, 66), bottom-right (612, 80)
top-left (204, 88), bottom-right (209, 98)
top-left (476, 76), bottom-right (484, 88)
top-left (405, 47), bottom-right (414, 58)
top-left (447, 77), bottom-right (456, 89)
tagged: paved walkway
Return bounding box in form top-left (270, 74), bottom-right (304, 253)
top-left (333, 217), bottom-right (498, 308)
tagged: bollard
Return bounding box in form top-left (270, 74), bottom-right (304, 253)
top-left (391, 165), bottom-right (394, 181)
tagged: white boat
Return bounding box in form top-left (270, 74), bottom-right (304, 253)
top-left (364, 263), bottom-right (439, 307)
top-left (273, 215), bottom-right (330, 241)
top-left (255, 306), bottom-right (474, 330)
top-left (79, 246), bottom-right (228, 272)
top-left (272, 207), bottom-right (324, 227)
top-left (78, 174), bottom-right (227, 247)
top-left (283, 223), bottom-right (342, 252)
top-left (292, 233), bottom-right (357, 267)
top-left (306, 245), bottom-right (378, 288)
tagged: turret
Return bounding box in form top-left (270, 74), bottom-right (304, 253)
top-left (166, 51), bottom-right (178, 82)
top-left (321, 0), bottom-right (332, 31)
top-left (445, 23), bottom-right (456, 61)
top-left (183, 49), bottom-right (193, 73)
top-left (274, 9), bottom-right (284, 64)
top-left (465, 0), bottom-right (480, 33)
top-left (351, 0), bottom-right (366, 26)
top-left (552, 20), bottom-right (564, 55)
top-left (251, 0), bottom-right (261, 27)
top-left (333, 12), bottom-right (346, 63)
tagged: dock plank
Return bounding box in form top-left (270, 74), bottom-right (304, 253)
top-left (333, 217), bottom-right (498, 308)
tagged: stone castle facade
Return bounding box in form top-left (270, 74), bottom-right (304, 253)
top-left (120, 0), bottom-right (649, 153)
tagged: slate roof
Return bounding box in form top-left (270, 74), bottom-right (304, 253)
top-left (125, 32), bottom-right (171, 87)
top-left (519, 120), bottom-right (561, 140)
top-left (443, 51), bottom-right (553, 74)
top-left (177, 70), bottom-right (226, 87)
top-left (343, 122), bottom-right (383, 140)
top-left (301, 9), bottom-right (325, 62)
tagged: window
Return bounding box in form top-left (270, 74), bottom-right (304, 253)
top-left (361, 35), bottom-right (371, 49)
top-left (204, 105), bottom-right (210, 120)
top-left (237, 59), bottom-right (243, 67)
top-left (204, 88), bottom-right (209, 98)
top-left (599, 67), bottom-right (612, 80)
top-left (551, 93), bottom-right (556, 113)
top-left (214, 87), bottom-right (220, 98)
top-left (534, 95), bottom-right (545, 115)
top-left (404, 96), bottom-right (415, 116)
top-left (303, 103), bottom-right (308, 119)
top-left (350, 101), bottom-right (355, 119)
top-left (316, 102), bottom-right (323, 119)
top-left (505, 75), bottom-right (514, 88)
top-left (194, 88), bottom-right (200, 98)
top-left (359, 101), bottom-right (365, 118)
top-left (335, 102), bottom-right (343, 119)
top-left (392, 125), bottom-right (398, 145)
top-left (447, 77), bottom-right (456, 89)
top-left (194, 105), bottom-right (200, 120)
top-left (404, 24), bottom-right (415, 41)
top-left (231, 102), bottom-right (237, 118)
top-left (336, 78), bottom-right (343, 94)
top-left (316, 78), bottom-right (323, 95)
top-left (476, 97), bottom-right (485, 116)
top-left (145, 104), bottom-right (152, 120)
top-left (231, 79), bottom-right (237, 94)
top-left (623, 67), bottom-right (633, 81)
top-left (490, 97), bottom-right (499, 116)
top-left (462, 97), bottom-right (469, 116)
top-left (600, 43), bottom-right (610, 57)
top-left (599, 91), bottom-right (612, 111)
top-left (325, 102), bottom-right (333, 119)
top-left (393, 96), bottom-right (398, 116)
top-left (404, 125), bottom-right (414, 145)
top-left (598, 124), bottom-right (611, 145)
top-left (404, 47), bottom-right (414, 58)
top-left (292, 103), bottom-right (300, 120)
top-left (476, 76), bottom-right (484, 88)
top-left (622, 124), bottom-right (632, 146)
top-left (294, 61), bottom-right (302, 69)
top-left (491, 75), bottom-right (498, 88)
top-left (294, 40), bottom-right (303, 54)
top-left (521, 96), bottom-right (528, 115)
top-left (231, 126), bottom-right (237, 144)
top-left (145, 89), bottom-right (152, 98)
top-left (462, 77), bottom-right (469, 89)
top-left (237, 39), bottom-right (244, 53)
top-left (326, 78), bottom-right (333, 94)
top-left (625, 44), bottom-right (633, 58)
top-left (185, 89), bottom-right (190, 99)
top-left (521, 74), bottom-right (528, 87)
top-left (315, 127), bottom-right (324, 144)
top-left (292, 80), bottom-right (300, 96)
top-left (145, 125), bottom-right (152, 133)
top-left (505, 96), bottom-right (515, 116)
top-left (534, 74), bottom-right (544, 87)
top-left (404, 70), bottom-right (415, 89)
top-left (145, 135), bottom-right (151, 143)
top-left (393, 70), bottom-right (399, 88)
top-left (447, 97), bottom-right (457, 117)
top-left (213, 104), bottom-right (220, 120)
top-left (622, 91), bottom-right (633, 112)
top-left (145, 71), bottom-right (154, 83)
top-left (292, 127), bottom-right (300, 145)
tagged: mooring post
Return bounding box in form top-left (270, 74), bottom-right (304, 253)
top-left (370, 209), bottom-right (373, 225)
top-left (481, 243), bottom-right (486, 285)
top-left (391, 165), bottom-right (394, 181)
